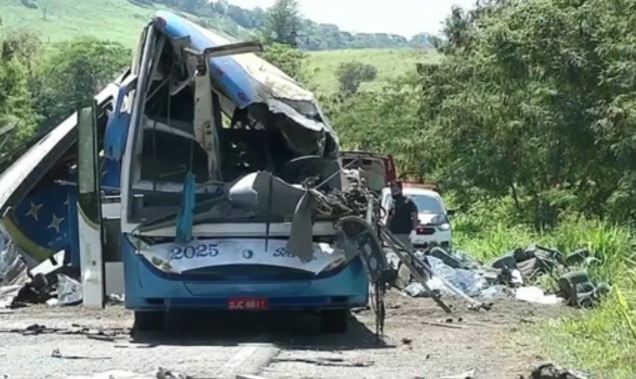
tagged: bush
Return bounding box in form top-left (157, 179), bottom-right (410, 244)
top-left (336, 61), bottom-right (377, 96)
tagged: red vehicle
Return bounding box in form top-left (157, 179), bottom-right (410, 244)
top-left (341, 151), bottom-right (397, 192)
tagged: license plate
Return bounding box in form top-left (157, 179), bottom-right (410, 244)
top-left (227, 297), bottom-right (268, 311)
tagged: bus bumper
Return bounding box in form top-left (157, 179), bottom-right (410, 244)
top-left (123, 242), bottom-right (369, 311)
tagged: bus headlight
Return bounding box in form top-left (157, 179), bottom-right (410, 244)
top-left (125, 234), bottom-right (151, 252)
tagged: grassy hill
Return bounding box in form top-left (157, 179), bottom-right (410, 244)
top-left (305, 48), bottom-right (440, 94)
top-left (0, 0), bottom-right (438, 94)
top-left (0, 0), bottom-right (249, 47)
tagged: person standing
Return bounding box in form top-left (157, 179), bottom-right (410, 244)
top-left (387, 181), bottom-right (419, 250)
top-left (386, 181), bottom-right (420, 288)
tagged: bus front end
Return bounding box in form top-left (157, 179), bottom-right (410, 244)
top-left (119, 12), bottom-right (369, 332)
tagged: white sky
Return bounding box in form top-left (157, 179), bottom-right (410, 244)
top-left (224, 0), bottom-right (477, 37)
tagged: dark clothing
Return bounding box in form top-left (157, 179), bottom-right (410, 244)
top-left (388, 195), bottom-right (418, 234)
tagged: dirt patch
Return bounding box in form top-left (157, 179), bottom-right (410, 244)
top-left (263, 290), bottom-right (573, 379)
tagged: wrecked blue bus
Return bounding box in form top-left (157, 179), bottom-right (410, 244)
top-left (0, 11), bottom-right (371, 333)
top-left (114, 12), bottom-right (370, 332)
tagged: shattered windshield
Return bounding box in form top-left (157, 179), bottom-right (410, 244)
top-left (127, 29), bottom-right (342, 225)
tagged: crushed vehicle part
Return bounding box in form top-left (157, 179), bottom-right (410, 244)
top-left (0, 285), bottom-right (23, 308)
top-left (340, 151), bottom-right (396, 193)
top-left (490, 245), bottom-right (563, 280)
top-left (0, 242), bottom-right (29, 308)
top-left (29, 250), bottom-right (65, 277)
top-left (391, 240), bottom-right (490, 310)
top-left (0, 242), bottom-right (27, 286)
top-left (564, 249), bottom-right (591, 267)
top-left (427, 246), bottom-right (467, 269)
top-left (57, 273), bottom-right (82, 305)
top-left (378, 224), bottom-right (457, 313)
top-left (336, 216), bottom-right (392, 335)
top-left (558, 271), bottom-right (611, 308)
top-left (426, 255), bottom-right (487, 297)
top-left (336, 216), bottom-right (390, 283)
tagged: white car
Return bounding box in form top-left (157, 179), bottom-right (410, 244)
top-left (381, 186), bottom-right (452, 249)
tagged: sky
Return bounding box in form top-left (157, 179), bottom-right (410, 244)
top-left (225, 0), bottom-right (476, 38)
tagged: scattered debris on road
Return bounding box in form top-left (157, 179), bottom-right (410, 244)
top-left (440, 367), bottom-right (476, 379)
top-left (400, 337), bottom-right (413, 345)
top-left (67, 368), bottom-right (192, 379)
top-left (421, 320), bottom-right (466, 330)
top-left (271, 357), bottom-right (375, 368)
top-left (51, 348), bottom-right (111, 360)
top-left (526, 363), bottom-right (589, 379)
top-left (0, 322), bottom-right (130, 339)
top-left (156, 367), bottom-right (192, 379)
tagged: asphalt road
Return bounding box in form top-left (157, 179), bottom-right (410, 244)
top-left (0, 290), bottom-right (568, 379)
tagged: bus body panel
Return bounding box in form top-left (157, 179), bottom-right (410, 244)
top-left (123, 237), bottom-right (369, 311)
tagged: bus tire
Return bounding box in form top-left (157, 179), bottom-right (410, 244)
top-left (134, 311), bottom-right (164, 331)
top-left (320, 309), bottom-right (348, 334)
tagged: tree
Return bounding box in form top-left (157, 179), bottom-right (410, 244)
top-left (327, 0), bottom-right (636, 226)
top-left (412, 0), bottom-right (636, 226)
top-left (33, 37), bottom-right (129, 131)
top-left (264, 0), bottom-right (300, 46)
top-left (0, 44), bottom-right (39, 157)
top-left (409, 33), bottom-right (436, 48)
top-left (329, 74), bottom-right (423, 172)
top-left (336, 62), bottom-right (378, 96)
top-left (1, 32), bottom-right (42, 78)
top-left (261, 41), bottom-right (315, 85)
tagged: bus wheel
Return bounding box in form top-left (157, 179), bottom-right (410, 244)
top-left (320, 309), bottom-right (348, 334)
top-left (134, 311), bottom-right (164, 331)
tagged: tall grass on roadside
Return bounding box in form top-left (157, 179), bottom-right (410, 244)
top-left (451, 198), bottom-right (635, 378)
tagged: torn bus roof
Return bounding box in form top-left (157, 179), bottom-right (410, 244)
top-left (153, 11), bottom-right (335, 144)
top-left (155, 11), bottom-right (315, 106)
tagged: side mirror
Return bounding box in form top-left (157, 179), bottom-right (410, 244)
top-left (447, 209), bottom-right (457, 217)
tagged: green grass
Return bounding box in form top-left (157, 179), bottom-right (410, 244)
top-left (0, 0), bottom-right (250, 47)
top-left (0, 1), bottom-right (437, 95)
top-left (452, 198), bottom-right (636, 378)
top-left (0, 0), bottom-right (154, 47)
top-left (305, 48), bottom-right (440, 94)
